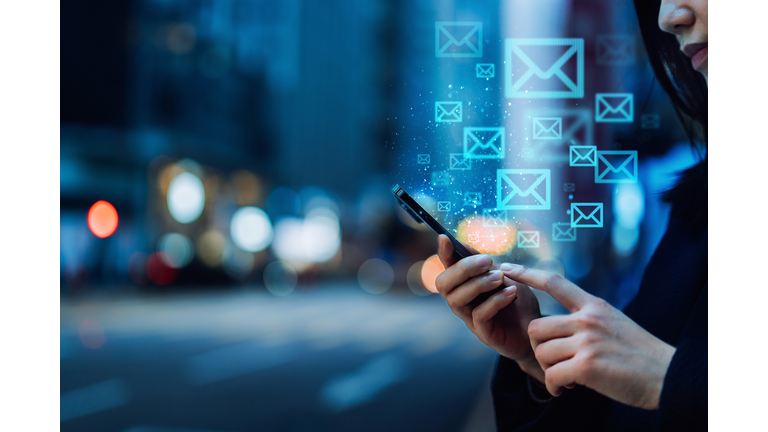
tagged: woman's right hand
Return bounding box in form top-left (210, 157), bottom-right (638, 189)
top-left (435, 235), bottom-right (543, 366)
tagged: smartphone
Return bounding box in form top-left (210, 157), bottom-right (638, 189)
top-left (391, 184), bottom-right (510, 304)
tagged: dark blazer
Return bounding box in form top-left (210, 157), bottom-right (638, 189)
top-left (491, 199), bottom-right (708, 431)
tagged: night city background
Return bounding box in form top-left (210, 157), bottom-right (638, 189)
top-left (60, 0), bottom-right (700, 431)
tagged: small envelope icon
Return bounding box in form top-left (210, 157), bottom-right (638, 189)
top-left (521, 147), bottom-right (534, 158)
top-left (468, 232), bottom-right (480, 243)
top-left (571, 203), bottom-right (603, 228)
top-left (595, 150), bottom-right (638, 183)
top-left (464, 127), bottom-right (505, 159)
top-left (497, 169), bottom-right (551, 210)
top-left (596, 93), bottom-right (634, 123)
top-left (596, 35), bottom-right (635, 65)
top-left (417, 154), bottom-right (430, 164)
top-left (505, 38), bottom-right (584, 99)
top-left (564, 183), bottom-right (575, 192)
top-left (435, 22), bottom-right (483, 58)
top-left (464, 192), bottom-right (482, 206)
top-left (431, 170), bottom-right (452, 186)
top-left (552, 223), bottom-right (577, 242)
top-left (438, 201), bottom-right (451, 212)
top-left (476, 63), bottom-right (495, 78)
top-left (517, 231), bottom-right (540, 248)
top-left (641, 114), bottom-right (660, 129)
top-left (570, 146), bottom-right (597, 167)
top-left (435, 101), bottom-right (463, 123)
top-left (533, 118), bottom-right (562, 140)
top-left (483, 209), bottom-right (507, 227)
top-left (450, 153), bottom-right (472, 170)
top-left (528, 108), bottom-right (593, 146)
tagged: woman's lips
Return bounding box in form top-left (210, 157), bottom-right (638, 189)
top-left (683, 43), bottom-right (708, 71)
top-left (691, 47), bottom-right (708, 70)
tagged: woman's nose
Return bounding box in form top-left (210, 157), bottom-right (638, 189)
top-left (658, 0), bottom-right (696, 35)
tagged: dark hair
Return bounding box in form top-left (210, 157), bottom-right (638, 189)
top-left (633, 0), bottom-right (707, 231)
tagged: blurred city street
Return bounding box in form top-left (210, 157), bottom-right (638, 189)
top-left (61, 285), bottom-right (498, 432)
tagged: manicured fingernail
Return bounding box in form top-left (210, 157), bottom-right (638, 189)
top-left (505, 285), bottom-right (517, 297)
top-left (488, 271), bottom-right (502, 282)
top-left (476, 255), bottom-right (492, 267)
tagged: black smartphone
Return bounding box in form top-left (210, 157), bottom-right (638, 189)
top-left (391, 184), bottom-right (510, 304)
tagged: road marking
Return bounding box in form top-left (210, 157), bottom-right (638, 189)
top-left (318, 353), bottom-right (409, 412)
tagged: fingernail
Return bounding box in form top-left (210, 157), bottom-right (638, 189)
top-left (500, 262), bottom-right (522, 272)
top-left (504, 285), bottom-right (517, 297)
top-left (488, 271), bottom-right (502, 282)
top-left (476, 255), bottom-right (492, 267)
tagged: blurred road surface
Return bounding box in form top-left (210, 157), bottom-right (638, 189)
top-left (61, 284), bottom-right (499, 432)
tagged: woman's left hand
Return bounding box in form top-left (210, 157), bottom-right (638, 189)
top-left (501, 263), bottom-right (677, 410)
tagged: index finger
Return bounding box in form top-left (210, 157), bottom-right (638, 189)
top-left (500, 263), bottom-right (591, 312)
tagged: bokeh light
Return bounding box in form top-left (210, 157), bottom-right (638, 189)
top-left (303, 208), bottom-right (341, 263)
top-left (455, 215), bottom-right (517, 255)
top-left (87, 200), bottom-right (119, 238)
top-left (167, 172), bottom-right (205, 224)
top-left (231, 170), bottom-right (262, 206)
top-left (196, 229), bottom-right (226, 267)
top-left (272, 211), bottom-right (341, 264)
top-left (266, 187), bottom-right (301, 219)
top-left (357, 258), bottom-right (394, 294)
top-left (146, 252), bottom-right (177, 286)
top-left (230, 206), bottom-right (273, 253)
top-left (263, 261), bottom-right (298, 297)
top-left (406, 260), bottom-right (433, 296)
top-left (420, 254), bottom-right (445, 294)
top-left (158, 233), bottom-right (194, 268)
top-left (78, 319), bottom-right (105, 349)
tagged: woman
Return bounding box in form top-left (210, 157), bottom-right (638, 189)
top-left (435, 0), bottom-right (707, 430)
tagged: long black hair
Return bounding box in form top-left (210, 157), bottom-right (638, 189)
top-left (633, 0), bottom-right (707, 231)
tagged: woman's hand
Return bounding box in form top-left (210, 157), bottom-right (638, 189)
top-left (502, 263), bottom-right (676, 410)
top-left (435, 236), bottom-right (543, 370)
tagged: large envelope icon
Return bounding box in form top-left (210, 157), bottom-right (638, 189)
top-left (476, 63), bottom-right (495, 78)
top-left (464, 192), bottom-right (482, 206)
top-left (417, 154), bottom-right (430, 164)
top-left (483, 209), bottom-right (507, 227)
top-left (595, 150), bottom-right (638, 183)
top-left (464, 127), bottom-right (505, 159)
top-left (435, 22), bottom-right (483, 58)
top-left (533, 118), bottom-right (562, 140)
top-left (517, 231), bottom-right (540, 248)
top-left (438, 201), bottom-right (451, 212)
top-left (552, 223), bottom-right (577, 242)
top-left (570, 146), bottom-right (597, 167)
top-left (450, 153), bottom-right (472, 170)
top-left (505, 38), bottom-right (584, 99)
top-left (527, 108), bottom-right (593, 146)
top-left (497, 169), bottom-right (551, 210)
top-left (596, 35), bottom-right (635, 65)
top-left (596, 93), bottom-right (634, 123)
top-left (571, 203), bottom-right (603, 228)
top-left (435, 101), bottom-right (463, 123)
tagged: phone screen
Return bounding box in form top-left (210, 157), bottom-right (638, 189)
top-left (391, 184), bottom-right (508, 303)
